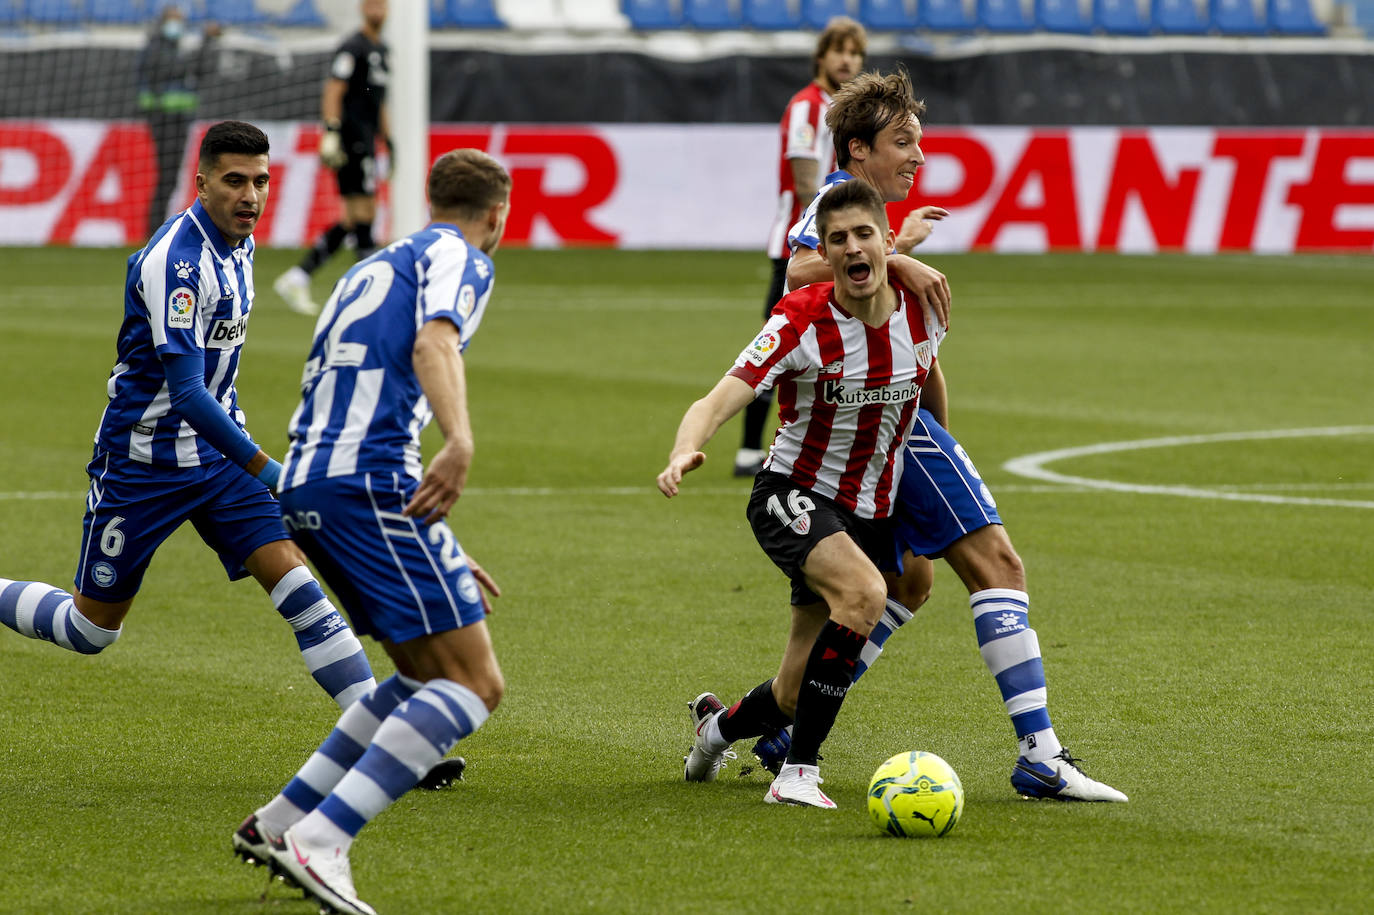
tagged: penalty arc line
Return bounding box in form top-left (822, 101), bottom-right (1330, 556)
top-left (1001, 425), bottom-right (1374, 510)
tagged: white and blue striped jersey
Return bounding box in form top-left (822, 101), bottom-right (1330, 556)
top-left (786, 169), bottom-right (854, 255)
top-left (95, 199), bottom-right (256, 467)
top-left (280, 224), bottom-right (495, 489)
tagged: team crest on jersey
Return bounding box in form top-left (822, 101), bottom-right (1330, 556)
top-left (167, 288), bottom-right (195, 328)
top-left (458, 284), bottom-right (477, 319)
top-left (743, 330), bottom-right (781, 367)
top-left (914, 340), bottom-right (933, 370)
top-left (172, 259), bottom-right (194, 280)
top-left (790, 512), bottom-right (811, 535)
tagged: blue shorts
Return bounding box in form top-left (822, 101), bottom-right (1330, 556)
top-left (279, 472), bottom-right (486, 644)
top-left (76, 448), bottom-right (288, 602)
top-left (892, 410), bottom-right (1003, 560)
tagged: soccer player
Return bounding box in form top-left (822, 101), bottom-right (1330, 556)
top-left (659, 179), bottom-right (944, 809)
top-left (274, 0), bottom-right (391, 316)
top-left (734, 16), bottom-right (867, 478)
top-left (756, 70), bottom-right (1126, 802)
top-left (232, 149), bottom-right (512, 915)
top-left (0, 121), bottom-right (374, 712)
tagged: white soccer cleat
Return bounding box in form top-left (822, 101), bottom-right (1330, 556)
top-left (683, 692), bottom-right (735, 782)
top-left (765, 762), bottom-right (837, 809)
top-left (1011, 750), bottom-right (1128, 802)
top-left (274, 267), bottom-right (319, 316)
top-left (268, 827), bottom-right (377, 915)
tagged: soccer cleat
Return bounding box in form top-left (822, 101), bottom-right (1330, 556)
top-left (683, 692), bottom-right (734, 782)
top-left (764, 762), bottom-right (836, 809)
top-left (733, 448), bottom-right (765, 478)
top-left (1011, 750), bottom-right (1128, 802)
top-left (231, 813), bottom-right (274, 868)
top-left (268, 827), bottom-right (377, 915)
top-left (274, 267), bottom-right (319, 316)
top-left (416, 756), bottom-right (466, 790)
top-left (751, 725), bottom-right (792, 776)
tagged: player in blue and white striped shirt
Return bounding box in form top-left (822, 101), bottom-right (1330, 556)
top-left (234, 149), bottom-right (512, 915)
top-left (0, 121), bottom-right (375, 714)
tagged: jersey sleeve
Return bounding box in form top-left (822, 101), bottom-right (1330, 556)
top-left (143, 244), bottom-right (214, 357)
top-left (727, 313), bottom-right (803, 395)
top-left (783, 95), bottom-right (822, 161)
top-left (417, 239), bottom-right (495, 351)
top-left (330, 47), bottom-right (357, 82)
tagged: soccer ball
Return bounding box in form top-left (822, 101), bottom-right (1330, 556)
top-left (867, 751), bottom-right (964, 838)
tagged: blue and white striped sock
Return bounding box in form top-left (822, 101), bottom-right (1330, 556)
top-left (271, 566), bottom-right (375, 709)
top-left (971, 588), bottom-right (1062, 763)
top-left (854, 597), bottom-right (914, 682)
top-left (256, 674), bottom-right (418, 835)
top-left (296, 679), bottom-right (490, 852)
top-left (0, 579), bottom-right (120, 654)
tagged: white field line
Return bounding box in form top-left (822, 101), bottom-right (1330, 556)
top-left (1002, 426), bottom-right (1374, 510)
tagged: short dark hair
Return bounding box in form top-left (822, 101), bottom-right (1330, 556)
top-left (826, 69), bottom-right (926, 170)
top-left (427, 148), bottom-right (512, 219)
top-left (198, 120), bottom-right (270, 167)
top-left (815, 178), bottom-right (888, 240)
top-left (812, 16), bottom-right (867, 78)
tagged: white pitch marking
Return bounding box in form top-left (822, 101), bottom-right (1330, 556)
top-left (1002, 426), bottom-right (1374, 510)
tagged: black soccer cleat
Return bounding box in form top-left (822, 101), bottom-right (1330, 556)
top-left (416, 756), bottom-right (467, 790)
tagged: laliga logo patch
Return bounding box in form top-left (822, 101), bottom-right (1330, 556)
top-left (458, 284), bottom-right (477, 319)
top-left (172, 259), bottom-right (193, 280)
top-left (914, 340), bottom-right (933, 370)
top-left (744, 330), bottom-right (781, 367)
top-left (167, 288), bottom-right (195, 329)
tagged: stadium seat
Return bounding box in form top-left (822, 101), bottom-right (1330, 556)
top-left (1209, 0), bottom-right (1264, 31)
top-left (683, 0), bottom-right (742, 27)
top-left (1093, 0), bottom-right (1151, 32)
top-left (623, 0), bottom-right (682, 27)
top-left (1035, 0), bottom-right (1093, 31)
top-left (1152, 0), bottom-right (1208, 31)
top-left (1266, 0), bottom-right (1324, 32)
top-left (24, 0), bottom-right (84, 26)
top-left (744, 0), bottom-right (801, 27)
top-left (801, 0), bottom-right (852, 29)
top-left (277, 0), bottom-right (325, 26)
top-left (447, 0), bottom-right (503, 26)
top-left (919, 0), bottom-right (977, 28)
top-left (978, 0), bottom-right (1034, 29)
top-left (0, 0), bottom-right (20, 25)
top-left (210, 0), bottom-right (270, 26)
top-left (859, 0), bottom-right (916, 27)
top-left (87, 0), bottom-right (146, 24)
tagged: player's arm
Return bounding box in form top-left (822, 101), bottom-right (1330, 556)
top-left (404, 317), bottom-right (472, 525)
top-left (920, 358), bottom-right (948, 431)
top-left (162, 352), bottom-right (281, 489)
top-left (785, 245), bottom-right (830, 291)
top-left (657, 375), bottom-right (756, 498)
top-left (894, 205), bottom-right (950, 252)
top-left (319, 77), bottom-right (348, 168)
top-left (789, 157), bottom-right (820, 209)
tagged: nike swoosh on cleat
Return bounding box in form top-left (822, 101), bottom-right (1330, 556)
top-left (1015, 762), bottom-right (1064, 789)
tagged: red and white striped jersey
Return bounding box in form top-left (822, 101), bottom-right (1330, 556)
top-left (765, 81), bottom-right (834, 260)
top-left (728, 281), bottom-right (944, 520)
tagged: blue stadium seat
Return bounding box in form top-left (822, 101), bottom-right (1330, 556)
top-left (87, 0), bottom-right (145, 24)
top-left (1152, 0), bottom-right (1208, 31)
top-left (25, 0), bottom-right (84, 26)
top-left (277, 0), bottom-right (325, 26)
top-left (623, 0), bottom-right (682, 28)
top-left (684, 0), bottom-right (742, 27)
top-left (1210, 0), bottom-right (1264, 31)
top-left (918, 0), bottom-right (977, 28)
top-left (448, 0), bottom-right (503, 27)
top-left (860, 0), bottom-right (916, 28)
top-left (802, 0), bottom-right (851, 29)
top-left (1266, 0), bottom-right (1323, 32)
top-left (0, 0), bottom-right (20, 25)
top-left (1035, 0), bottom-right (1092, 31)
top-left (978, 0), bottom-right (1034, 29)
top-left (744, 0), bottom-right (800, 27)
top-left (1093, 0), bottom-right (1151, 32)
top-left (211, 0), bottom-right (270, 26)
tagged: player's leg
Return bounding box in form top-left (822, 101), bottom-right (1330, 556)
top-left (343, 192), bottom-right (378, 261)
top-left (0, 581), bottom-right (125, 654)
top-left (734, 257), bottom-right (788, 477)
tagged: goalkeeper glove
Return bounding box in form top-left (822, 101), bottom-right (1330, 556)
top-left (319, 120), bottom-right (346, 168)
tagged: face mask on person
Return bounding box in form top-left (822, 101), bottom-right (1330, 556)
top-left (162, 19), bottom-right (184, 40)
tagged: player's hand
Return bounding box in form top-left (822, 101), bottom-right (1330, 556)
top-left (889, 255), bottom-right (952, 331)
top-left (404, 441), bottom-right (471, 524)
top-left (465, 553), bottom-right (501, 614)
top-left (898, 206), bottom-right (950, 249)
top-left (657, 451), bottom-right (706, 498)
top-left (319, 128), bottom-right (347, 169)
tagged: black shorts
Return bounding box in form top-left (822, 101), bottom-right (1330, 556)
top-left (336, 138), bottom-right (377, 197)
top-left (746, 471), bottom-right (892, 607)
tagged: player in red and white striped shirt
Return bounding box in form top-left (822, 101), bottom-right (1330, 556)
top-left (658, 179), bottom-right (942, 808)
top-left (736, 17), bottom-right (867, 478)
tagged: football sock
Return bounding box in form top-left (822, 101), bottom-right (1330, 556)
top-left (854, 597), bottom-right (914, 682)
top-left (970, 588), bottom-right (1062, 763)
top-left (717, 678), bottom-right (792, 744)
top-left (298, 678), bottom-right (489, 852)
top-left (271, 566), bottom-right (376, 709)
top-left (257, 674), bottom-right (418, 835)
top-left (352, 222), bottom-right (376, 260)
top-left (299, 223), bottom-right (349, 273)
top-left (0, 579), bottom-right (120, 654)
top-left (787, 620), bottom-right (866, 766)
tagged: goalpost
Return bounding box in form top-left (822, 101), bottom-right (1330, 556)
top-left (384, 0), bottom-right (428, 240)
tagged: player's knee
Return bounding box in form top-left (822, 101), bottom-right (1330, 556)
top-left (474, 669), bottom-right (504, 712)
top-left (831, 578), bottom-right (886, 636)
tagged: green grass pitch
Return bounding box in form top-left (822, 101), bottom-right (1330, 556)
top-left (0, 246), bottom-right (1371, 913)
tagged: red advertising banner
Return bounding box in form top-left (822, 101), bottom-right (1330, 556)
top-left (1, 120), bottom-right (1371, 253)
